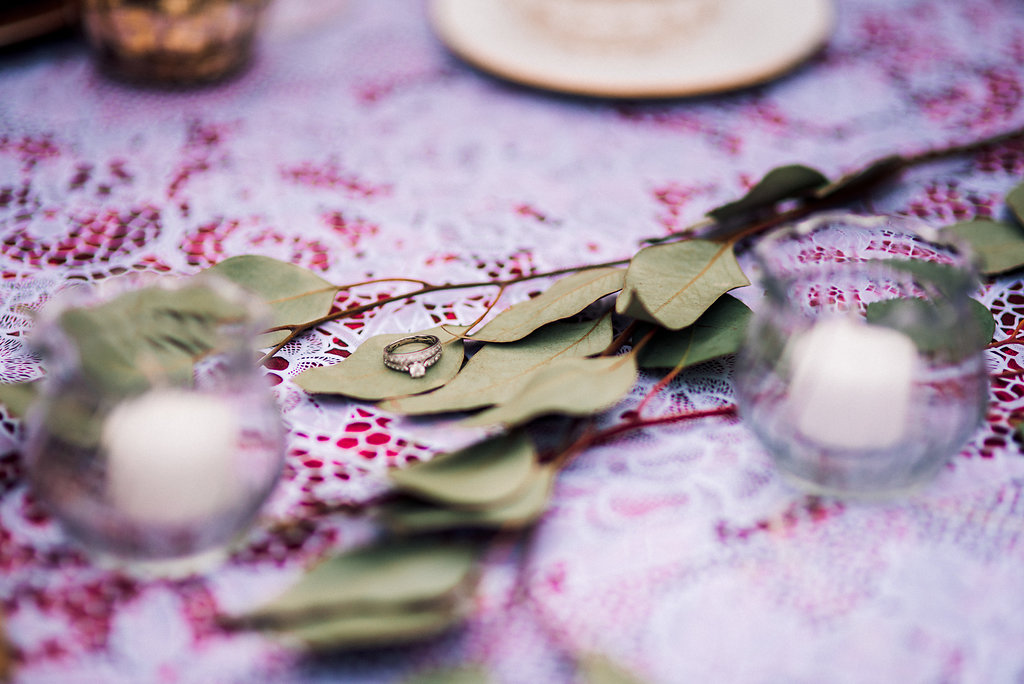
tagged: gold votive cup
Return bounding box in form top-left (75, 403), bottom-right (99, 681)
top-left (81, 0), bottom-right (270, 85)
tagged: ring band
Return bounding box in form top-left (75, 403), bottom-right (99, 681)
top-left (383, 335), bottom-right (443, 378)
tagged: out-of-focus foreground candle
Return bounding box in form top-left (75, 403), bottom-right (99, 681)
top-left (736, 214), bottom-right (988, 496)
top-left (787, 316), bottom-right (917, 450)
top-left (102, 389), bottom-right (240, 526)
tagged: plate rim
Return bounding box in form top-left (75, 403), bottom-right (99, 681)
top-left (429, 0), bottom-right (836, 98)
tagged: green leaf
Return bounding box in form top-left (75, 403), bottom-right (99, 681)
top-left (579, 654), bottom-right (650, 684)
top-left (404, 667), bottom-right (491, 684)
top-left (59, 283), bottom-right (249, 397)
top-left (639, 295), bottom-right (752, 369)
top-left (294, 326), bottom-right (469, 400)
top-left (944, 219), bottom-right (1024, 275)
top-left (615, 240), bottom-right (749, 330)
top-left (389, 432), bottom-right (537, 509)
top-left (380, 317), bottom-right (612, 415)
top-left (471, 268), bottom-right (625, 343)
top-left (1006, 180), bottom-right (1024, 225)
top-left (235, 538), bottom-right (479, 628)
top-left (816, 155), bottom-right (905, 203)
top-left (381, 464), bottom-right (557, 534)
top-left (280, 608), bottom-right (464, 651)
top-left (206, 255), bottom-right (337, 348)
top-left (707, 165), bottom-right (828, 224)
top-left (865, 296), bottom-right (995, 352)
top-left (0, 381), bottom-right (40, 419)
top-left (462, 354), bottom-right (637, 428)
top-left (877, 258), bottom-right (974, 295)
top-left (39, 393), bottom-right (106, 448)
top-left (969, 298), bottom-right (996, 345)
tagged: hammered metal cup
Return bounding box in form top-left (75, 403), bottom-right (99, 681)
top-left (81, 0), bottom-right (271, 85)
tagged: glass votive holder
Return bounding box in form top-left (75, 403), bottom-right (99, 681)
top-left (80, 0), bottom-right (271, 85)
top-left (734, 213), bottom-right (989, 498)
top-left (22, 274), bottom-right (285, 574)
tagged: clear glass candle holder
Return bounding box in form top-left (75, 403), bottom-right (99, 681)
top-left (81, 0), bottom-right (271, 85)
top-left (734, 213), bottom-right (989, 497)
top-left (23, 274), bottom-right (285, 574)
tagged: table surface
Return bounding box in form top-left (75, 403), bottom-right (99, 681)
top-left (2, 1), bottom-right (1024, 682)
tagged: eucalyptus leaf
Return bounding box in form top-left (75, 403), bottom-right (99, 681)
top-left (639, 295), bottom-right (752, 369)
top-left (0, 381), bottom-right (39, 419)
top-left (381, 317), bottom-right (612, 415)
top-left (1007, 180), bottom-right (1024, 225)
top-left (236, 538), bottom-right (479, 628)
top-left (295, 326), bottom-right (469, 401)
top-left (280, 608), bottom-right (464, 651)
top-left (471, 268), bottom-right (625, 343)
top-left (816, 155), bottom-right (904, 203)
top-left (876, 258), bottom-right (974, 295)
top-left (59, 284), bottom-right (249, 397)
top-left (462, 354), bottom-right (637, 428)
top-left (944, 219), bottom-right (1024, 275)
top-left (579, 654), bottom-right (650, 684)
top-left (207, 255), bottom-right (337, 348)
top-left (404, 667), bottom-right (491, 684)
top-left (865, 297), bottom-right (994, 352)
top-left (381, 464), bottom-right (557, 534)
top-left (390, 432), bottom-right (537, 509)
top-left (707, 165), bottom-right (828, 224)
top-left (39, 393), bottom-right (106, 448)
top-left (968, 298), bottom-right (997, 346)
top-left (615, 240), bottom-right (749, 330)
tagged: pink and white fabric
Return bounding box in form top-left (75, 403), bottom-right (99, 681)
top-left (2, 0), bottom-right (1024, 681)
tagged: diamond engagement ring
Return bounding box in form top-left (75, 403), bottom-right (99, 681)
top-left (383, 335), bottom-right (443, 378)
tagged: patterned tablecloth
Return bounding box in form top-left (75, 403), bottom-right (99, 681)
top-left (2, 0), bottom-right (1024, 682)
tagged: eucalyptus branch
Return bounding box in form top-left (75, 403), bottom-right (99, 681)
top-left (258, 258), bottom-right (631, 364)
top-left (258, 123), bottom-right (1024, 366)
top-left (648, 124), bottom-right (1024, 246)
top-left (549, 403), bottom-right (738, 471)
top-left (987, 317), bottom-right (1024, 350)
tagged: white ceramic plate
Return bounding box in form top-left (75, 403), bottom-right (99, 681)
top-left (429, 0), bottom-right (835, 98)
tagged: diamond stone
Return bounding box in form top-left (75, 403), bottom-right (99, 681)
top-left (409, 362), bottom-right (426, 378)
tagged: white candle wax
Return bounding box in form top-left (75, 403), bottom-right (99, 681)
top-left (101, 389), bottom-right (240, 526)
top-left (787, 316), bottom-right (917, 450)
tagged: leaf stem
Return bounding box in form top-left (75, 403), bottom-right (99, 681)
top-left (549, 402), bottom-right (736, 470)
top-left (987, 316), bottom-right (1024, 349)
top-left (634, 361), bottom-right (686, 417)
top-left (598, 404), bottom-right (738, 444)
top-left (442, 284), bottom-right (510, 340)
top-left (601, 321), bottom-right (640, 356)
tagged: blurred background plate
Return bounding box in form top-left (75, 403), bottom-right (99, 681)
top-left (430, 0), bottom-right (835, 98)
top-left (0, 0), bottom-right (79, 48)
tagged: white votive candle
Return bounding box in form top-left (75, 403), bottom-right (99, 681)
top-left (101, 389), bottom-right (240, 526)
top-left (787, 316), bottom-right (917, 450)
